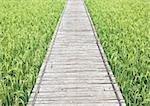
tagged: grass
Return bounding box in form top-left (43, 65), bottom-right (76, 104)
top-left (0, 0), bottom-right (65, 105)
top-left (85, 0), bottom-right (150, 105)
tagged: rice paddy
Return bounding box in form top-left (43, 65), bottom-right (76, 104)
top-left (85, 0), bottom-right (150, 105)
top-left (0, 0), bottom-right (65, 105)
top-left (0, 0), bottom-right (150, 105)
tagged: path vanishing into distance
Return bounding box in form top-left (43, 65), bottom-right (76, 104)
top-left (28, 0), bottom-right (125, 106)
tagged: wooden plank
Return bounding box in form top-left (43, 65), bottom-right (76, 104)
top-left (36, 84), bottom-right (120, 92)
top-left (28, 103), bottom-right (120, 106)
top-left (33, 100), bottom-right (120, 104)
top-left (31, 91), bottom-right (117, 99)
top-left (39, 79), bottom-right (113, 85)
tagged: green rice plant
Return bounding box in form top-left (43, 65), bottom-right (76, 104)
top-left (85, 0), bottom-right (150, 105)
top-left (0, 0), bottom-right (65, 105)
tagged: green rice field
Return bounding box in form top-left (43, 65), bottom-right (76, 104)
top-left (0, 0), bottom-right (65, 105)
top-left (0, 0), bottom-right (150, 105)
top-left (85, 0), bottom-right (150, 105)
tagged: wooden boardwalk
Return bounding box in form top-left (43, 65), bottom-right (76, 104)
top-left (28, 0), bottom-right (125, 106)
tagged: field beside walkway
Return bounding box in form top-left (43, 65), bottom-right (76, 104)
top-left (85, 0), bottom-right (150, 105)
top-left (0, 0), bottom-right (65, 105)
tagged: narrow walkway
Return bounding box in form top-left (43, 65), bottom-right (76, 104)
top-left (28, 0), bottom-right (125, 106)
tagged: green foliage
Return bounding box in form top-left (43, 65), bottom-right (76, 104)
top-left (85, 0), bottom-right (150, 105)
top-left (0, 0), bottom-right (65, 105)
